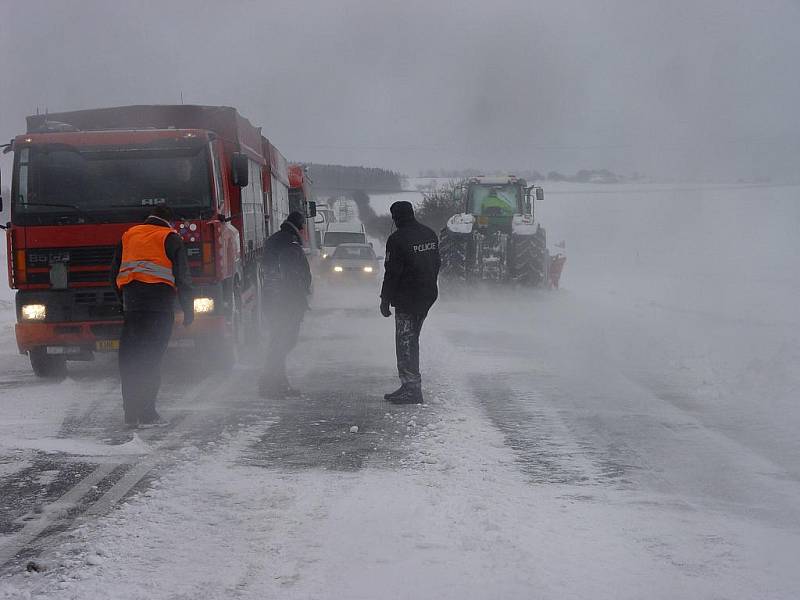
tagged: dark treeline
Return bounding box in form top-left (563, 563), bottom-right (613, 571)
top-left (349, 190), bottom-right (394, 243)
top-left (305, 164), bottom-right (403, 193)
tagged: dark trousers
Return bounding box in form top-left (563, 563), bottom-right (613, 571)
top-left (395, 311), bottom-right (426, 387)
top-left (262, 309), bottom-right (304, 386)
top-left (118, 310), bottom-right (174, 422)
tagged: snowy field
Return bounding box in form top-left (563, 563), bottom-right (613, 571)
top-left (1, 183), bottom-right (799, 598)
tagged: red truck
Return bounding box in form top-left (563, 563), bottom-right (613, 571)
top-left (1, 105), bottom-right (289, 377)
top-left (287, 164), bottom-right (319, 252)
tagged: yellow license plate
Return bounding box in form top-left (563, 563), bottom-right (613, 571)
top-left (95, 339), bottom-right (120, 351)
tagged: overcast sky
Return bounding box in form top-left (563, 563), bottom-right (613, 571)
top-left (1, 0), bottom-right (799, 182)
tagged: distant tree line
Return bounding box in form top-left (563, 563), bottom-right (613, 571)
top-left (305, 163), bottom-right (403, 193)
top-left (418, 168), bottom-right (639, 184)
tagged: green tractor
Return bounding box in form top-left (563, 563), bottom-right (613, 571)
top-left (439, 176), bottom-right (564, 287)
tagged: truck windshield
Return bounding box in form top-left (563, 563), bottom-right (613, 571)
top-left (12, 143), bottom-right (213, 224)
top-left (468, 184), bottom-right (520, 216)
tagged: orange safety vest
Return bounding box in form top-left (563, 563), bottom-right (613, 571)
top-left (116, 224), bottom-right (177, 288)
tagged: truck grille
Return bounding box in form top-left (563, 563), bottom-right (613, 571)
top-left (26, 246), bottom-right (116, 267)
top-left (75, 290), bottom-right (119, 305)
top-left (26, 246), bottom-right (116, 287)
top-left (27, 270), bottom-right (110, 284)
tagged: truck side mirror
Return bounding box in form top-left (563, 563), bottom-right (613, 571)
top-left (307, 201), bottom-right (317, 218)
top-left (231, 153), bottom-right (249, 187)
top-left (535, 187), bottom-right (544, 202)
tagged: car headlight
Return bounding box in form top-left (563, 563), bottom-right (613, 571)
top-left (21, 304), bottom-right (47, 321)
top-left (333, 266), bottom-right (343, 273)
top-left (363, 266), bottom-right (373, 273)
top-left (193, 297), bottom-right (215, 313)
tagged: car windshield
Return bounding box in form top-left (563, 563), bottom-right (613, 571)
top-left (467, 184), bottom-right (520, 216)
top-left (333, 246), bottom-right (375, 259)
top-left (324, 231), bottom-right (365, 246)
top-left (12, 143), bottom-right (212, 223)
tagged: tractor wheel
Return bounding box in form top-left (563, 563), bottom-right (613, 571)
top-left (439, 229), bottom-right (471, 288)
top-left (510, 228), bottom-right (548, 286)
top-left (29, 347), bottom-right (67, 380)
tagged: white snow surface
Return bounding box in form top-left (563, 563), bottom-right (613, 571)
top-left (2, 183), bottom-right (800, 598)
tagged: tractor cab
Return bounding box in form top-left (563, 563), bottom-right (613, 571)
top-left (459, 176), bottom-right (543, 234)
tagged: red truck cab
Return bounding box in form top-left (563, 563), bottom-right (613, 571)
top-left (4, 105), bottom-right (277, 377)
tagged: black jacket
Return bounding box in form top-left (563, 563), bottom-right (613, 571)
top-left (110, 217), bottom-right (193, 314)
top-left (380, 217), bottom-right (440, 315)
top-left (261, 221), bottom-right (312, 311)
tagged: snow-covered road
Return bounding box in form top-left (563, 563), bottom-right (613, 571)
top-left (1, 184), bottom-right (799, 598)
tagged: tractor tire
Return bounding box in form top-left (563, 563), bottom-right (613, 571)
top-left (510, 228), bottom-right (548, 286)
top-left (29, 347), bottom-right (67, 380)
top-left (439, 229), bottom-right (471, 287)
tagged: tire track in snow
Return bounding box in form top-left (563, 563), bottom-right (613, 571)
top-left (0, 375), bottom-right (233, 571)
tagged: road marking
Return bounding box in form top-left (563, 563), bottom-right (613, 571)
top-left (0, 463), bottom-right (117, 567)
top-left (0, 374), bottom-right (234, 569)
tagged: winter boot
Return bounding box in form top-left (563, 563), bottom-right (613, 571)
top-left (384, 385), bottom-right (408, 401)
top-left (139, 412), bottom-right (168, 428)
top-left (389, 385), bottom-right (423, 405)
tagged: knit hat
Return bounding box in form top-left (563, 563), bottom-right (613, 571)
top-left (389, 201), bottom-right (414, 224)
top-left (286, 211), bottom-right (305, 230)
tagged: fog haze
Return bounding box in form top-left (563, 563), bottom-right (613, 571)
top-left (1, 0), bottom-right (799, 180)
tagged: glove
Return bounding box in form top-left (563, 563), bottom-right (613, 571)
top-left (380, 299), bottom-right (392, 318)
top-left (183, 310), bottom-right (194, 327)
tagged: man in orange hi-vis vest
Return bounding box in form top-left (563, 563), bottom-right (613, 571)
top-left (110, 206), bottom-right (193, 428)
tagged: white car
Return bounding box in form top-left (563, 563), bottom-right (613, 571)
top-left (325, 243), bottom-right (380, 283)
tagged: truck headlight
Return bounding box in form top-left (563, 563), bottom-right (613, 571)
top-left (363, 266), bottom-right (373, 273)
top-left (333, 266), bottom-right (343, 273)
top-left (21, 304), bottom-right (47, 321)
top-left (193, 297), bottom-right (215, 313)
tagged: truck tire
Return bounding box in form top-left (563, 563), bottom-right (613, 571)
top-left (439, 229), bottom-right (471, 287)
top-left (510, 228), bottom-right (547, 286)
top-left (218, 282), bottom-right (242, 372)
top-left (243, 267), bottom-right (263, 351)
top-left (198, 280), bottom-right (241, 374)
top-left (29, 347), bottom-right (67, 380)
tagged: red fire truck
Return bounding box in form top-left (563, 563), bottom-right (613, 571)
top-left (2, 105), bottom-right (289, 377)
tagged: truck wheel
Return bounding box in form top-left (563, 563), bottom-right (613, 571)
top-left (215, 282), bottom-right (242, 373)
top-left (29, 347), bottom-right (67, 380)
top-left (198, 281), bottom-right (241, 375)
top-left (439, 230), bottom-right (471, 288)
top-left (229, 283), bottom-right (244, 360)
top-left (510, 228), bottom-right (547, 286)
top-left (243, 268), bottom-right (263, 350)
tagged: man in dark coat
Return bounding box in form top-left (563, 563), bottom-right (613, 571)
top-left (380, 201), bottom-right (440, 404)
top-left (110, 205), bottom-right (194, 428)
top-left (259, 211), bottom-right (312, 396)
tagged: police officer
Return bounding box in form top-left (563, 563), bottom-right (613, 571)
top-left (259, 211), bottom-right (312, 397)
top-left (110, 206), bottom-right (193, 428)
top-left (380, 201), bottom-right (440, 404)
